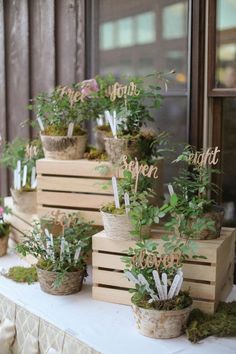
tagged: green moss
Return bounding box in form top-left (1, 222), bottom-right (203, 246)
top-left (101, 202), bottom-right (126, 215)
top-left (186, 301), bottom-right (236, 343)
top-left (7, 266), bottom-right (38, 284)
top-left (131, 291), bottom-right (192, 311)
top-left (96, 124), bottom-right (111, 133)
top-left (84, 146), bottom-right (108, 160)
top-left (44, 125), bottom-right (86, 136)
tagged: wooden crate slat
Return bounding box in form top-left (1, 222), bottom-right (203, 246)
top-left (92, 231), bottom-right (221, 263)
top-left (92, 286), bottom-right (216, 313)
top-left (38, 175), bottom-right (113, 194)
top-left (5, 214), bottom-right (33, 234)
top-left (38, 206), bottom-right (103, 225)
top-left (36, 159), bottom-right (122, 178)
top-left (93, 268), bottom-right (216, 300)
top-left (37, 191), bottom-right (113, 209)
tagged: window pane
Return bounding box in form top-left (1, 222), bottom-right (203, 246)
top-left (216, 0), bottom-right (236, 88)
top-left (222, 98), bottom-right (236, 226)
top-left (98, 0), bottom-right (189, 91)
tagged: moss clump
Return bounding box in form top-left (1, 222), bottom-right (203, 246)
top-left (7, 266), bottom-right (38, 284)
top-left (44, 125), bottom-right (86, 136)
top-left (132, 291), bottom-right (192, 311)
top-left (96, 124), bottom-right (111, 133)
top-left (101, 202), bottom-right (126, 215)
top-left (84, 146), bottom-right (108, 160)
top-left (186, 301), bottom-right (236, 343)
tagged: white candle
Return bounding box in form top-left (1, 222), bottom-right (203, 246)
top-left (60, 237), bottom-right (65, 261)
top-left (67, 122), bottom-right (74, 137)
top-left (74, 246), bottom-right (81, 264)
top-left (112, 176), bottom-right (120, 209)
top-left (124, 271), bottom-right (139, 285)
top-left (113, 111), bottom-right (117, 138)
top-left (105, 110), bottom-right (116, 138)
top-left (13, 169), bottom-right (17, 190)
top-left (22, 165), bottom-right (27, 187)
top-left (138, 274), bottom-right (159, 301)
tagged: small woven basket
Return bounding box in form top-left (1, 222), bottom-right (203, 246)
top-left (132, 304), bottom-right (191, 339)
top-left (41, 134), bottom-right (87, 160)
top-left (36, 267), bottom-right (85, 295)
top-left (101, 211), bottom-right (150, 240)
top-left (0, 235), bottom-right (9, 257)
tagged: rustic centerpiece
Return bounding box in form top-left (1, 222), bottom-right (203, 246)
top-left (122, 240), bottom-right (193, 339)
top-left (17, 212), bottom-right (94, 295)
top-left (0, 138), bottom-right (43, 213)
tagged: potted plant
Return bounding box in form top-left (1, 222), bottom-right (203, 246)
top-left (101, 170), bottom-right (166, 240)
top-left (122, 240), bottom-right (193, 339)
top-left (29, 79), bottom-right (99, 160)
top-left (0, 200), bottom-right (11, 257)
top-left (0, 138), bottom-right (43, 213)
top-left (95, 72), bottom-right (173, 163)
top-left (165, 145), bottom-right (224, 240)
top-left (17, 212), bottom-right (94, 295)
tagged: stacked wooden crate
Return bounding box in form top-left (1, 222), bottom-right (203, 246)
top-left (92, 227), bottom-right (235, 314)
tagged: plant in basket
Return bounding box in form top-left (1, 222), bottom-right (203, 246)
top-left (16, 212), bottom-right (94, 295)
top-left (88, 72), bottom-right (173, 162)
top-left (29, 79), bottom-right (99, 160)
top-left (164, 145), bottom-right (223, 240)
top-left (0, 138), bottom-right (43, 213)
top-left (122, 239), bottom-right (194, 339)
top-left (0, 199), bottom-right (11, 257)
top-left (100, 167), bottom-right (166, 241)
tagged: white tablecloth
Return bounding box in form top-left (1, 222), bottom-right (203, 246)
top-left (0, 253), bottom-right (236, 354)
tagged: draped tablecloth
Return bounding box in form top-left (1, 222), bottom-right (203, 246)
top-left (0, 253), bottom-right (236, 354)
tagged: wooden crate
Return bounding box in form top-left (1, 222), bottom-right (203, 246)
top-left (4, 197), bottom-right (36, 243)
top-left (92, 227), bottom-right (235, 313)
top-left (37, 158), bottom-right (164, 226)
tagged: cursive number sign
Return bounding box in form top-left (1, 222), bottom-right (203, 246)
top-left (188, 147), bottom-right (220, 167)
top-left (105, 81), bottom-right (140, 106)
top-left (57, 86), bottom-right (86, 106)
top-left (131, 249), bottom-right (181, 270)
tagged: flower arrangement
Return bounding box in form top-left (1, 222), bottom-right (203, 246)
top-left (17, 212), bottom-right (94, 295)
top-left (163, 145), bottom-right (223, 239)
top-left (122, 239), bottom-right (193, 338)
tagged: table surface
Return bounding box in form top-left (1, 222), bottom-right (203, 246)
top-left (0, 252), bottom-right (236, 354)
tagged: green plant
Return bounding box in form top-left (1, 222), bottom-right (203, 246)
top-left (162, 145), bottom-right (222, 239)
top-left (101, 170), bottom-right (166, 239)
top-left (0, 138), bottom-right (44, 191)
top-left (29, 79), bottom-right (99, 135)
top-left (16, 213), bottom-right (94, 286)
top-left (0, 199), bottom-right (11, 238)
top-left (122, 240), bottom-right (193, 310)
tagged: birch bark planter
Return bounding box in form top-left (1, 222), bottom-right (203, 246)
top-left (101, 211), bottom-right (150, 240)
top-left (40, 134), bottom-right (88, 160)
top-left (104, 137), bottom-right (143, 163)
top-left (95, 130), bottom-right (108, 151)
top-left (36, 267), bottom-right (85, 295)
top-left (10, 188), bottom-right (37, 213)
top-left (0, 235), bottom-right (9, 257)
top-left (185, 206), bottom-right (224, 240)
top-left (132, 305), bottom-right (191, 339)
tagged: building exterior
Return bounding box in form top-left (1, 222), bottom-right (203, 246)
top-left (0, 0), bottom-right (235, 225)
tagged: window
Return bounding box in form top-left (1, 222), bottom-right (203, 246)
top-left (91, 0), bottom-right (190, 181)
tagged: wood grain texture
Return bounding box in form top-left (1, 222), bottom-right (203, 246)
top-left (4, 0), bottom-right (30, 140)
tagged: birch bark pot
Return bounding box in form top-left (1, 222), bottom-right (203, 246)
top-left (132, 305), bottom-right (191, 339)
top-left (36, 267), bottom-right (85, 295)
top-left (10, 188), bottom-right (37, 213)
top-left (40, 134), bottom-right (87, 160)
top-left (101, 211), bottom-right (150, 240)
top-left (184, 206), bottom-right (224, 240)
top-left (0, 235), bottom-right (9, 257)
top-left (95, 129), bottom-right (107, 151)
top-left (104, 137), bottom-right (142, 163)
